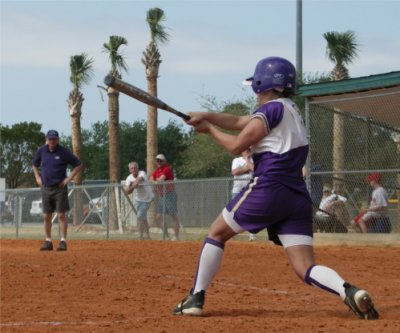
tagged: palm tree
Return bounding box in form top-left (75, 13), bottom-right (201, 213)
top-left (68, 53), bottom-right (94, 224)
top-left (323, 30), bottom-right (359, 195)
top-left (142, 7), bottom-right (170, 177)
top-left (102, 35), bottom-right (128, 230)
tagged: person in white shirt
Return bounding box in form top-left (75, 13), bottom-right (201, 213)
top-left (231, 148), bottom-right (254, 197)
top-left (315, 185), bottom-right (348, 233)
top-left (124, 161), bottom-right (154, 239)
top-left (231, 148), bottom-right (256, 240)
top-left (351, 172), bottom-right (388, 233)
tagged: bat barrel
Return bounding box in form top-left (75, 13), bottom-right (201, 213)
top-left (103, 75), bottom-right (191, 121)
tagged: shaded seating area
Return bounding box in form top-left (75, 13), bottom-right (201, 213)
top-left (300, 71), bottom-right (400, 235)
top-left (313, 201), bottom-right (349, 233)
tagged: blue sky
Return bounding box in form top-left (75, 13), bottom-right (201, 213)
top-left (1, 0), bottom-right (399, 136)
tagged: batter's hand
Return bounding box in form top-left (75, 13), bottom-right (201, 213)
top-left (186, 112), bottom-right (204, 126)
top-left (193, 120), bottom-right (212, 133)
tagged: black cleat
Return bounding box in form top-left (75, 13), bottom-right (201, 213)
top-left (344, 282), bottom-right (379, 320)
top-left (56, 241), bottom-right (67, 251)
top-left (173, 289), bottom-right (205, 316)
top-left (40, 240), bottom-right (53, 251)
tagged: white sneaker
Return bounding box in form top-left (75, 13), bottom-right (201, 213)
top-left (249, 234), bottom-right (256, 241)
top-left (171, 236), bottom-right (179, 241)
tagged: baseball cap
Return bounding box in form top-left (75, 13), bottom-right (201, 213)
top-left (366, 172), bottom-right (381, 183)
top-left (46, 130), bottom-right (59, 139)
top-left (156, 154), bottom-right (166, 161)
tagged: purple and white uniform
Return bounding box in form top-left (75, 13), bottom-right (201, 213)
top-left (222, 98), bottom-right (313, 245)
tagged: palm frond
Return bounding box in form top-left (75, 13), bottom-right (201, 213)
top-left (146, 7), bottom-right (170, 45)
top-left (69, 53), bottom-right (95, 88)
top-left (102, 35), bottom-right (129, 75)
top-left (323, 30), bottom-right (359, 66)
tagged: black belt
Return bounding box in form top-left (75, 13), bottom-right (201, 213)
top-left (44, 184), bottom-right (60, 188)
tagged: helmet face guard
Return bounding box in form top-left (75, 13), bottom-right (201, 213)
top-left (244, 57), bottom-right (297, 94)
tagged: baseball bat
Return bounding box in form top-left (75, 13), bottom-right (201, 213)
top-left (103, 75), bottom-right (191, 121)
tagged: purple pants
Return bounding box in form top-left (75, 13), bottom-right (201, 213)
top-left (225, 176), bottom-right (313, 245)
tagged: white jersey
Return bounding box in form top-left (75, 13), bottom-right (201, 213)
top-left (249, 98), bottom-right (309, 197)
top-left (251, 98), bottom-right (308, 156)
top-left (370, 186), bottom-right (388, 210)
top-left (231, 156), bottom-right (253, 194)
top-left (125, 171), bottom-right (154, 202)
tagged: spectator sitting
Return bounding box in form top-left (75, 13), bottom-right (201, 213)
top-left (314, 184), bottom-right (348, 233)
top-left (351, 172), bottom-right (388, 233)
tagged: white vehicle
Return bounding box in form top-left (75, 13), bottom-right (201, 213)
top-left (88, 196), bottom-right (107, 213)
top-left (30, 199), bottom-right (42, 220)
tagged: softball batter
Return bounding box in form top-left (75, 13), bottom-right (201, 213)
top-left (172, 57), bottom-right (379, 320)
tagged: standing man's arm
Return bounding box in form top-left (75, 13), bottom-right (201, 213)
top-left (135, 175), bottom-right (145, 186)
top-left (32, 148), bottom-right (42, 187)
top-left (232, 159), bottom-right (253, 176)
top-left (124, 177), bottom-right (134, 194)
top-left (155, 174), bottom-right (167, 182)
top-left (60, 164), bottom-right (83, 188)
top-left (124, 176), bottom-right (144, 194)
top-left (59, 150), bottom-right (83, 188)
top-left (32, 165), bottom-right (42, 187)
top-left (151, 168), bottom-right (167, 182)
top-left (232, 164), bottom-right (252, 176)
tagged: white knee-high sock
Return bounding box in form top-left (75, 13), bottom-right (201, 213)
top-left (305, 265), bottom-right (346, 300)
top-left (193, 237), bottom-right (225, 293)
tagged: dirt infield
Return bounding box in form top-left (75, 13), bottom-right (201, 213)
top-left (1, 239), bottom-right (399, 333)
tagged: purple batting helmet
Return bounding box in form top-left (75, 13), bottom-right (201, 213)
top-left (243, 57), bottom-right (297, 94)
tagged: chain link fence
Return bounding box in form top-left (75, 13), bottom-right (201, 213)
top-left (1, 174), bottom-right (398, 242)
top-left (0, 179), bottom-right (234, 240)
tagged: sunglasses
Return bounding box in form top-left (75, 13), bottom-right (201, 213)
top-left (156, 159), bottom-right (163, 162)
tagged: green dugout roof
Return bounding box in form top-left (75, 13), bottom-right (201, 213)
top-left (298, 71), bottom-right (400, 128)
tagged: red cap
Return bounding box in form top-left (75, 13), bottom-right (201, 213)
top-left (366, 172), bottom-right (381, 183)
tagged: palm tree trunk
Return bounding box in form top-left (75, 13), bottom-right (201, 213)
top-left (146, 79), bottom-right (158, 177)
top-left (68, 89), bottom-right (84, 225)
top-left (71, 116), bottom-right (83, 184)
top-left (108, 87), bottom-right (120, 230)
top-left (146, 78), bottom-right (158, 228)
top-left (332, 111), bottom-right (345, 195)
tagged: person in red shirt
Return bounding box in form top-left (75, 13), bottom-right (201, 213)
top-left (150, 154), bottom-right (180, 240)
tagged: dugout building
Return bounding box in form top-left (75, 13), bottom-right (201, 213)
top-left (299, 71), bottom-right (400, 233)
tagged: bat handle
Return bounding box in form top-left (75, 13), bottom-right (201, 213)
top-left (178, 112), bottom-right (191, 121)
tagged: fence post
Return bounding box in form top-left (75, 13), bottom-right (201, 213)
top-left (162, 182), bottom-right (167, 240)
top-left (16, 195), bottom-right (23, 238)
top-left (105, 185), bottom-right (110, 239)
top-left (304, 97), bottom-right (311, 192)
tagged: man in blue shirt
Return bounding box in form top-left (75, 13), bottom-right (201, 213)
top-left (32, 130), bottom-right (82, 251)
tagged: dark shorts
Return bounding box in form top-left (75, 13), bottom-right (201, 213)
top-left (156, 191), bottom-right (178, 215)
top-left (41, 186), bottom-right (69, 214)
top-left (224, 177), bottom-right (313, 245)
